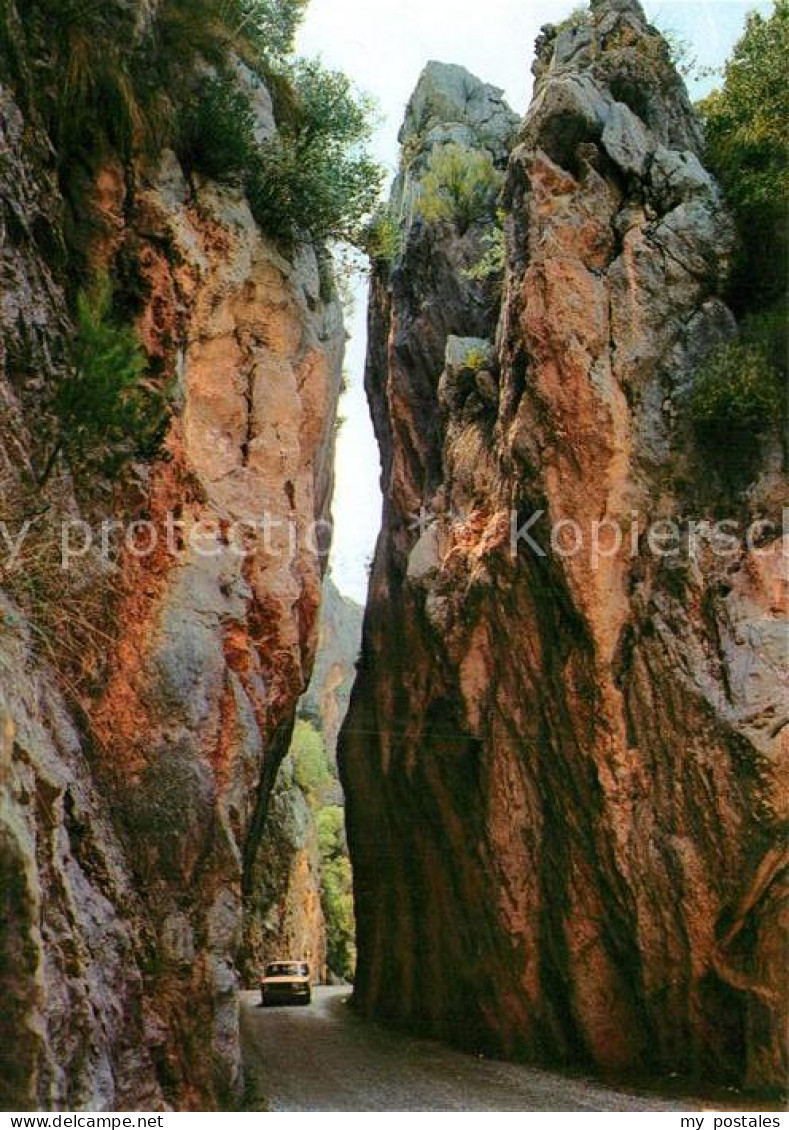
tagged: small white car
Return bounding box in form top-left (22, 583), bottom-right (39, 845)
top-left (260, 960), bottom-right (312, 1006)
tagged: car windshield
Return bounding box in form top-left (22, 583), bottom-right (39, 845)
top-left (266, 962), bottom-right (308, 977)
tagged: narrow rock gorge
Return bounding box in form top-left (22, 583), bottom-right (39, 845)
top-left (341, 0), bottom-right (787, 1094)
top-left (2, 0), bottom-right (786, 1112)
top-left (241, 576), bottom-right (362, 984)
top-left (0, 0), bottom-right (343, 1109)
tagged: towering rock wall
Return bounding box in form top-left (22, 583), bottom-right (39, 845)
top-left (0, 1), bottom-right (343, 1110)
top-left (341, 0), bottom-right (787, 1093)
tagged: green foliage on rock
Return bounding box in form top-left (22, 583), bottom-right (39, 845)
top-left (233, 0), bottom-right (309, 62)
top-left (180, 56), bottom-right (383, 250)
top-left (316, 806), bottom-right (356, 982)
top-left (16, 0), bottom-right (382, 265)
top-left (22, 0), bottom-right (144, 156)
top-left (246, 60), bottom-right (383, 247)
top-left (464, 348), bottom-right (488, 372)
top-left (151, 0), bottom-right (307, 74)
top-left (361, 207), bottom-right (402, 265)
top-left (291, 720), bottom-right (333, 805)
top-left (149, 0), bottom-right (236, 74)
top-left (692, 1), bottom-right (788, 478)
top-left (699, 0), bottom-right (789, 312)
top-left (554, 5), bottom-right (588, 35)
top-left (179, 74), bottom-right (259, 182)
top-left (44, 275), bottom-right (166, 484)
top-left (416, 143), bottom-right (503, 233)
top-left (463, 214), bottom-right (506, 285)
top-left (690, 311), bottom-right (785, 479)
top-left (16, 0), bottom-right (157, 279)
top-left (288, 721), bottom-right (356, 981)
top-left (691, 337), bottom-right (780, 441)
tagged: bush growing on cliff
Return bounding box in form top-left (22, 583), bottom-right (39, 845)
top-left (17, 0), bottom-right (233, 281)
top-left (246, 59), bottom-right (383, 247)
top-left (361, 207), bottom-right (402, 265)
top-left (42, 275), bottom-right (167, 485)
top-left (179, 74), bottom-right (258, 181)
top-left (233, 0), bottom-right (309, 62)
top-left (692, 1), bottom-right (788, 473)
top-left (554, 6), bottom-right (588, 35)
top-left (463, 213), bottom-right (506, 286)
top-left (20, 0), bottom-right (370, 273)
top-left (288, 722), bottom-right (355, 980)
top-left (179, 57), bottom-right (383, 250)
top-left (17, 0), bottom-right (156, 281)
top-left (152, 0), bottom-right (236, 72)
top-left (22, 0), bottom-right (145, 156)
top-left (691, 339), bottom-right (780, 437)
top-left (416, 143), bottom-right (503, 233)
top-left (154, 0), bottom-right (307, 70)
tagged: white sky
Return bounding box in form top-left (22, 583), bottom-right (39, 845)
top-left (297, 0), bottom-right (771, 604)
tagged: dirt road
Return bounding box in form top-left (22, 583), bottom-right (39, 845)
top-left (240, 986), bottom-right (692, 1112)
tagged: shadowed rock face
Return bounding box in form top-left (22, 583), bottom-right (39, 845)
top-left (300, 576), bottom-right (364, 770)
top-left (341, 6), bottom-right (787, 1093)
top-left (240, 753), bottom-right (327, 986)
top-left (0, 2), bottom-right (343, 1109)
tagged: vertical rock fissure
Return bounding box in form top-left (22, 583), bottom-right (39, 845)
top-left (241, 719), bottom-right (296, 899)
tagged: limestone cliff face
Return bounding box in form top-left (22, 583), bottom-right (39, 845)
top-left (301, 576), bottom-right (363, 768)
top-left (341, 2), bottom-right (787, 1093)
top-left (0, 3), bottom-right (343, 1110)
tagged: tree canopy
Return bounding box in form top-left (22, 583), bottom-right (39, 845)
top-left (700, 0), bottom-right (789, 310)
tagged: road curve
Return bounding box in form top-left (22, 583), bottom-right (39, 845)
top-left (240, 987), bottom-right (690, 1112)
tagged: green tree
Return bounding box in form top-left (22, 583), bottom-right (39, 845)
top-left (316, 806), bottom-right (356, 981)
top-left (247, 59), bottom-right (383, 247)
top-left (42, 275), bottom-right (165, 484)
top-left (361, 207), bottom-right (402, 265)
top-left (154, 0), bottom-right (308, 69)
top-left (316, 805), bottom-right (345, 856)
top-left (691, 330), bottom-right (781, 460)
top-left (287, 728), bottom-right (357, 980)
top-left (699, 0), bottom-right (789, 311)
top-left (691, 0), bottom-right (787, 476)
top-left (234, 0), bottom-right (309, 62)
top-left (179, 74), bottom-right (258, 181)
top-left (290, 720), bottom-right (332, 805)
top-left (178, 56), bottom-right (383, 250)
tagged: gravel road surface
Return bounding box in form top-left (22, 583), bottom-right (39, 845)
top-left (240, 986), bottom-right (692, 1112)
